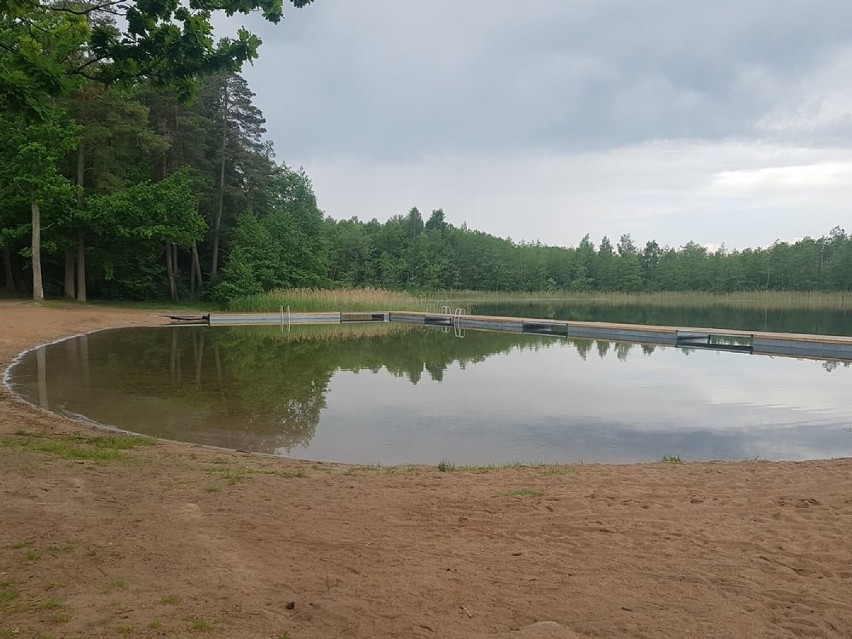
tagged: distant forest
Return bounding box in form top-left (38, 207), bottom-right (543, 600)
top-left (2, 2), bottom-right (851, 303)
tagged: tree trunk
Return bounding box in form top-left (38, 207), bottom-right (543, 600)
top-left (210, 81), bottom-right (229, 277)
top-left (74, 142), bottom-right (86, 301)
top-left (2, 246), bottom-right (13, 291)
top-left (192, 243), bottom-right (203, 295)
top-left (165, 242), bottom-right (177, 301)
top-left (31, 201), bottom-right (44, 301)
top-left (76, 232), bottom-right (87, 301)
top-left (79, 333), bottom-right (90, 386)
top-left (36, 346), bottom-right (48, 408)
top-left (64, 247), bottom-right (76, 299)
top-left (173, 243), bottom-right (179, 298)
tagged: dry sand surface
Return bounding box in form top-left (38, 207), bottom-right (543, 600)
top-left (2, 300), bottom-right (852, 639)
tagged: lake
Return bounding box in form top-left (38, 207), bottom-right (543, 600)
top-left (468, 300), bottom-right (852, 336)
top-left (7, 321), bottom-right (852, 465)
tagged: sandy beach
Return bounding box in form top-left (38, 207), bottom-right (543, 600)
top-left (1, 300), bottom-right (851, 638)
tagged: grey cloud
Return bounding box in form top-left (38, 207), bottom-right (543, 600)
top-left (229, 0), bottom-right (852, 161)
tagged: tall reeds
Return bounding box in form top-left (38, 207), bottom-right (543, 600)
top-left (227, 288), bottom-right (852, 313)
top-left (227, 288), bottom-right (430, 312)
top-left (434, 290), bottom-right (852, 310)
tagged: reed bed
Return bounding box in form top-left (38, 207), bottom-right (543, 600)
top-left (227, 288), bottom-right (430, 312)
top-left (439, 290), bottom-right (852, 310)
top-left (228, 288), bottom-right (852, 313)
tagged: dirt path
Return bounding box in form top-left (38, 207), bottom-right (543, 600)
top-left (2, 300), bottom-right (852, 639)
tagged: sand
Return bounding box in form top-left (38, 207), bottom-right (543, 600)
top-left (1, 300), bottom-right (851, 638)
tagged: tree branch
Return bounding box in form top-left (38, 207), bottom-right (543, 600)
top-left (45, 1), bottom-right (130, 16)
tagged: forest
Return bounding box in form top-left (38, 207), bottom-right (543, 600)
top-left (2, 1), bottom-right (851, 306)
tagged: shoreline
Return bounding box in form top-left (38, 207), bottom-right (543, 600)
top-left (2, 301), bottom-right (852, 638)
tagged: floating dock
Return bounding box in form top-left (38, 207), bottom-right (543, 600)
top-left (204, 311), bottom-right (391, 326)
top-left (202, 311), bottom-right (852, 362)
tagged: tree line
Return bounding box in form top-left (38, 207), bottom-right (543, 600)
top-left (322, 213), bottom-right (852, 294)
top-left (1, 0), bottom-right (316, 302)
top-left (2, 1), bottom-right (850, 304)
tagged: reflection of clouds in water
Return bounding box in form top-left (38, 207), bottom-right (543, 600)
top-left (669, 349), bottom-right (851, 417)
top-left (734, 424), bottom-right (852, 462)
top-left (309, 337), bottom-right (852, 464)
top-left (308, 401), bottom-right (852, 466)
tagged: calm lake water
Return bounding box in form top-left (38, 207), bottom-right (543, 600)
top-left (7, 323), bottom-right (852, 465)
top-left (471, 300), bottom-right (852, 336)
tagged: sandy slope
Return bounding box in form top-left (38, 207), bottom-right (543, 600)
top-left (1, 300), bottom-right (851, 638)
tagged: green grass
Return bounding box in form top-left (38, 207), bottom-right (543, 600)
top-left (52, 611), bottom-right (72, 624)
top-left (252, 467), bottom-right (308, 479)
top-left (161, 594), bottom-right (182, 605)
top-left (203, 464), bottom-right (307, 484)
top-left (342, 464), bottom-right (418, 476)
top-left (190, 616), bottom-right (213, 632)
top-left (108, 577), bottom-right (128, 591)
top-left (0, 581), bottom-right (19, 605)
top-left (38, 597), bottom-right (64, 611)
top-left (343, 464), bottom-right (383, 475)
top-left (26, 548), bottom-right (43, 561)
top-left (42, 579), bottom-right (69, 591)
top-left (538, 465), bottom-right (577, 476)
top-left (436, 460), bottom-right (559, 473)
top-left (499, 488), bottom-right (545, 498)
top-left (660, 455), bottom-right (683, 464)
top-left (203, 467), bottom-right (248, 485)
top-left (0, 432), bottom-right (154, 462)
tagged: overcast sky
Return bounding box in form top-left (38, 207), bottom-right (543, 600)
top-left (221, 0), bottom-right (852, 250)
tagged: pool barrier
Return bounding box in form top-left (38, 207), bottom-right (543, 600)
top-left (198, 311), bottom-right (852, 362)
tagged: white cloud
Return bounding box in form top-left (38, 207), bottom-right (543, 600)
top-left (214, 0), bottom-right (852, 248)
top-left (306, 140), bottom-right (852, 249)
top-left (710, 162), bottom-right (852, 192)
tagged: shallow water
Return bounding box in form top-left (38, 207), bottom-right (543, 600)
top-left (7, 323), bottom-right (852, 465)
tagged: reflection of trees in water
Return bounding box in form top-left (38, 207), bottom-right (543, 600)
top-left (202, 325), bottom-right (563, 451)
top-left (569, 339), bottom-right (644, 362)
top-left (15, 324), bottom-right (848, 455)
top-left (573, 339), bottom-right (593, 360)
top-left (32, 325), bottom-right (561, 453)
top-left (615, 342), bottom-right (633, 361)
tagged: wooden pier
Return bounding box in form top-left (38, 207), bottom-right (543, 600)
top-left (202, 311), bottom-right (852, 361)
